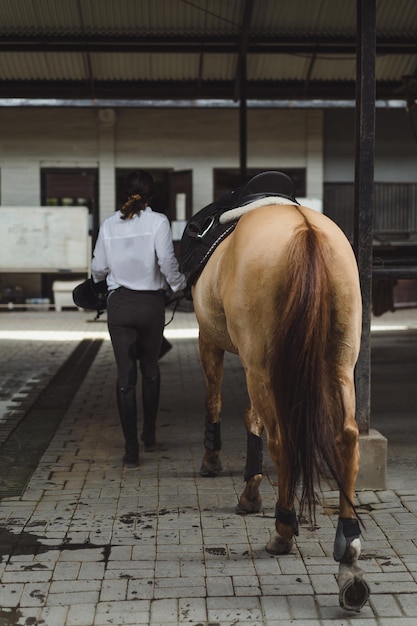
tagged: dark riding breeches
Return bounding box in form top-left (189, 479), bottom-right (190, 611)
top-left (107, 287), bottom-right (165, 388)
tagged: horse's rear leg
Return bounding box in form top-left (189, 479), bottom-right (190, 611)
top-left (198, 333), bottom-right (224, 477)
top-left (265, 444), bottom-right (298, 555)
top-left (334, 379), bottom-right (370, 612)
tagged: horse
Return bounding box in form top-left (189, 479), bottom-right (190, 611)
top-left (191, 200), bottom-right (370, 612)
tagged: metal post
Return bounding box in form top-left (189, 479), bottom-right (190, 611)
top-left (236, 0), bottom-right (253, 185)
top-left (239, 55), bottom-right (248, 185)
top-left (354, 0), bottom-right (376, 434)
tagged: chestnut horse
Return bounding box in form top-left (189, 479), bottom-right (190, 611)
top-left (192, 201), bottom-right (370, 612)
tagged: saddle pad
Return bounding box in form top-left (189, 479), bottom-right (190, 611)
top-left (220, 196), bottom-right (299, 224)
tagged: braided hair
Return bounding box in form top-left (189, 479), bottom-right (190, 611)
top-left (120, 169), bottom-right (155, 220)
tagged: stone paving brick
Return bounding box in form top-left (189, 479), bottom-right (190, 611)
top-left (100, 578), bottom-right (128, 601)
top-left (370, 592), bottom-right (403, 617)
top-left (206, 574), bottom-right (234, 596)
top-left (20, 581), bottom-right (50, 607)
top-left (0, 582), bottom-right (24, 606)
top-left (38, 605), bottom-right (69, 624)
top-left (126, 577), bottom-right (154, 600)
top-left (94, 600), bottom-right (150, 624)
top-left (288, 595), bottom-right (320, 619)
top-left (378, 617), bottom-right (416, 626)
top-left (396, 593), bottom-right (417, 616)
top-left (66, 603), bottom-right (96, 626)
top-left (46, 590), bottom-right (100, 606)
top-left (52, 561), bottom-right (81, 580)
top-left (207, 595), bottom-right (263, 622)
top-left (178, 596), bottom-right (207, 622)
top-left (2, 569), bottom-right (52, 584)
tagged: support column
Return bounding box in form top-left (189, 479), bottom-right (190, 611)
top-left (239, 59), bottom-right (247, 185)
top-left (354, 0), bottom-right (387, 489)
top-left (354, 0), bottom-right (376, 435)
top-left (97, 108), bottom-right (116, 223)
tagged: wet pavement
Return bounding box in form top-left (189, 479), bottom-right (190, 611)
top-left (0, 307), bottom-right (416, 625)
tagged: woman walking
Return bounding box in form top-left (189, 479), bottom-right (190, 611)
top-left (91, 170), bottom-right (186, 467)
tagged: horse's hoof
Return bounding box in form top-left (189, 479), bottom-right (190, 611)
top-left (265, 534), bottom-right (294, 555)
top-left (235, 499), bottom-right (262, 515)
top-left (339, 573), bottom-right (370, 612)
top-left (199, 463), bottom-right (222, 477)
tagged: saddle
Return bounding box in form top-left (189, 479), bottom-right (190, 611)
top-left (179, 171), bottom-right (298, 286)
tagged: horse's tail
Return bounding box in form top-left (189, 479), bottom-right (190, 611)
top-left (272, 213), bottom-right (351, 524)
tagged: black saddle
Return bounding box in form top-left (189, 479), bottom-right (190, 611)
top-left (179, 171), bottom-right (298, 287)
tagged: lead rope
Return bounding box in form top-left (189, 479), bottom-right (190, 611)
top-left (164, 296), bottom-right (181, 327)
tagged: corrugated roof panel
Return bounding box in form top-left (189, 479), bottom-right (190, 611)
top-left (250, 0), bottom-right (356, 36)
top-left (0, 0), bottom-right (82, 32)
top-left (248, 54), bottom-right (309, 81)
top-left (0, 52), bottom-right (86, 80)
top-left (376, 54), bottom-right (417, 82)
top-left (91, 52), bottom-right (200, 81)
top-left (376, 0), bottom-right (417, 35)
top-left (311, 55), bottom-right (356, 81)
top-left (202, 53), bottom-right (236, 80)
top-left (0, 0), bottom-right (244, 35)
top-left (2, 0), bottom-right (417, 37)
top-left (45, 53), bottom-right (87, 80)
top-left (80, 0), bottom-right (243, 34)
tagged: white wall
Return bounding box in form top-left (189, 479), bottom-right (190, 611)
top-left (0, 106), bottom-right (322, 223)
top-left (0, 108), bottom-right (99, 205)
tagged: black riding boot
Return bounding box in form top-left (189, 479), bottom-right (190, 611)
top-left (140, 367), bottom-right (160, 451)
top-left (116, 384), bottom-right (139, 467)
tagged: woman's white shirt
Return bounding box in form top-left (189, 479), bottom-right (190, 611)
top-left (91, 208), bottom-right (187, 292)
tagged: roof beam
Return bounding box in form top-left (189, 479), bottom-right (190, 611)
top-left (0, 34), bottom-right (416, 55)
top-left (0, 78), bottom-right (410, 101)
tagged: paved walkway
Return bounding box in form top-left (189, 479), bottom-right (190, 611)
top-left (0, 308), bottom-right (417, 626)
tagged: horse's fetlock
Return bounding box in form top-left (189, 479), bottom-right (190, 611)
top-left (204, 416), bottom-right (221, 451)
top-left (275, 504), bottom-right (299, 537)
top-left (200, 449), bottom-right (222, 477)
top-left (333, 517), bottom-right (361, 562)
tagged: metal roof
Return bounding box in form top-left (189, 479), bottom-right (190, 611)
top-left (0, 0), bottom-right (416, 102)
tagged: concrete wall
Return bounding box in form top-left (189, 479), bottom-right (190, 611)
top-left (324, 108), bottom-right (417, 183)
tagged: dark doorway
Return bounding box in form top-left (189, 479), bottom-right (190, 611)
top-left (213, 168), bottom-right (306, 201)
top-left (116, 168), bottom-right (193, 257)
top-left (169, 170), bottom-right (193, 222)
top-left (41, 168), bottom-right (99, 240)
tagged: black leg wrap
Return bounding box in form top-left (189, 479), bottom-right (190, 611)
top-left (275, 504), bottom-right (299, 536)
top-left (204, 416), bottom-right (221, 451)
top-left (333, 517), bottom-right (361, 562)
top-left (244, 433), bottom-right (263, 481)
